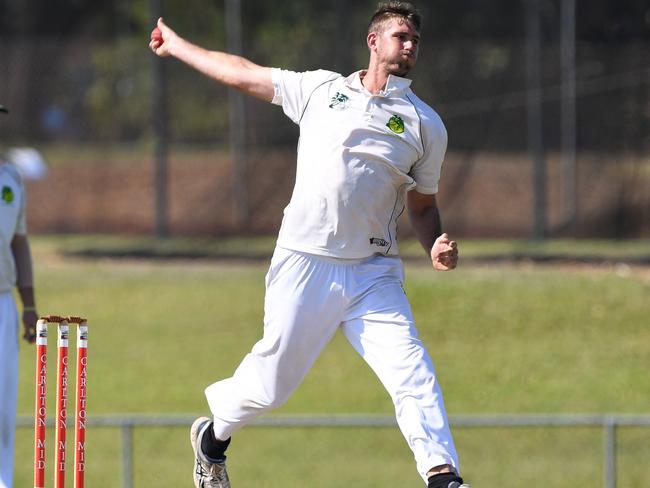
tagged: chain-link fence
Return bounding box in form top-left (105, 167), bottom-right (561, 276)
top-left (1, 0), bottom-right (648, 237)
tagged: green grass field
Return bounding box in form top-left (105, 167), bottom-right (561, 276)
top-left (12, 236), bottom-right (650, 487)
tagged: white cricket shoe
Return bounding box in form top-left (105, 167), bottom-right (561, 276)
top-left (190, 417), bottom-right (231, 488)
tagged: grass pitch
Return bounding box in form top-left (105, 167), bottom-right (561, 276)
top-left (12, 235), bottom-right (650, 487)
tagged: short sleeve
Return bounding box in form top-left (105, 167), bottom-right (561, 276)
top-left (271, 68), bottom-right (341, 124)
top-left (15, 185), bottom-right (27, 235)
top-left (410, 110), bottom-right (447, 195)
top-left (2, 163), bottom-right (27, 235)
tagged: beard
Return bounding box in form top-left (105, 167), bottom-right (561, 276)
top-left (388, 60), bottom-right (412, 77)
top-left (386, 51), bottom-right (416, 77)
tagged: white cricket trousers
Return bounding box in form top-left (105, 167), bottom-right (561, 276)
top-left (0, 292), bottom-right (18, 488)
top-left (205, 247), bottom-right (459, 482)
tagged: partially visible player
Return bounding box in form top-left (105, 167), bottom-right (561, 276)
top-left (150, 3), bottom-right (469, 488)
top-left (0, 103), bottom-right (39, 488)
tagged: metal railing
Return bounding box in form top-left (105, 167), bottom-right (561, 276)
top-left (17, 413), bottom-right (650, 488)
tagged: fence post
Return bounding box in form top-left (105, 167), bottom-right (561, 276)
top-left (150, 0), bottom-right (169, 238)
top-left (122, 423), bottom-right (133, 488)
top-left (525, 0), bottom-right (546, 240)
top-left (225, 0), bottom-right (249, 229)
top-left (560, 0), bottom-right (577, 228)
top-left (604, 417), bottom-right (617, 488)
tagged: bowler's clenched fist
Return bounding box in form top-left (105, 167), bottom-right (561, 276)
top-left (149, 18), bottom-right (176, 56)
top-left (430, 233), bottom-right (458, 271)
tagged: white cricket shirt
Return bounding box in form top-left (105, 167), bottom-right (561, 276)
top-left (0, 162), bottom-right (26, 293)
top-left (271, 69), bottom-right (448, 259)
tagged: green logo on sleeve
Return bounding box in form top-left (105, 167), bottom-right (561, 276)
top-left (386, 115), bottom-right (405, 134)
top-left (2, 185), bottom-right (14, 204)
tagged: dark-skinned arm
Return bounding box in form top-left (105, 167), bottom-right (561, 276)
top-left (11, 233), bottom-right (38, 342)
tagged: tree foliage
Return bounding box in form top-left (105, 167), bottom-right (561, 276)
top-left (2, 0), bottom-right (649, 40)
top-left (1, 0), bottom-right (648, 147)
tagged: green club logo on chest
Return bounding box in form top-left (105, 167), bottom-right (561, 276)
top-left (386, 115), bottom-right (405, 134)
top-left (329, 92), bottom-right (349, 110)
top-left (2, 185), bottom-right (14, 204)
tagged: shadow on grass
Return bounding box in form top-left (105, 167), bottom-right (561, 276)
top-left (63, 247), bottom-right (272, 262)
top-left (62, 247), bottom-right (650, 266)
top-left (49, 234), bottom-right (650, 265)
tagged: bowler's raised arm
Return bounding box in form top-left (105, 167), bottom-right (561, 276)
top-left (149, 17), bottom-right (274, 102)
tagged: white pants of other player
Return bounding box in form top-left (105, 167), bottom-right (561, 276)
top-left (205, 247), bottom-right (459, 483)
top-left (0, 292), bottom-right (19, 488)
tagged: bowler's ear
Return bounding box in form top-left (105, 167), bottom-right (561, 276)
top-left (367, 31), bottom-right (378, 51)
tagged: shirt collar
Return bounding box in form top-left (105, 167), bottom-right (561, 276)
top-left (345, 70), bottom-right (412, 97)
